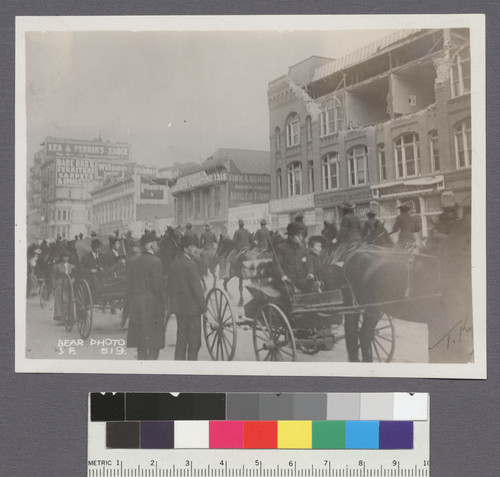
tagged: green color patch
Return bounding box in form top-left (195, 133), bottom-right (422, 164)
top-left (312, 421), bottom-right (346, 449)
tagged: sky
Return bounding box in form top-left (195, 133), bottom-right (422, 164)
top-left (25, 29), bottom-right (396, 168)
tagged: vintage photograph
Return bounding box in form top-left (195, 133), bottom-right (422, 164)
top-left (15, 16), bottom-right (486, 376)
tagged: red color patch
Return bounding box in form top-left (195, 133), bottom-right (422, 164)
top-left (244, 421), bottom-right (277, 449)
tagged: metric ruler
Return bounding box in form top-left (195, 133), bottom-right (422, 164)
top-left (88, 393), bottom-right (429, 477)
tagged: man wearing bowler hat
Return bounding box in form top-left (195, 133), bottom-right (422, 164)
top-left (126, 230), bottom-right (166, 360)
top-left (330, 201), bottom-right (362, 263)
top-left (170, 234), bottom-right (207, 360)
top-left (273, 222), bottom-right (314, 301)
top-left (391, 202), bottom-right (421, 249)
top-left (80, 238), bottom-right (106, 296)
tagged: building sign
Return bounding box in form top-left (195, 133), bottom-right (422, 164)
top-left (228, 173), bottom-right (271, 204)
top-left (227, 203), bottom-right (269, 237)
top-left (46, 140), bottom-right (130, 161)
top-left (134, 164), bottom-right (158, 177)
top-left (372, 175), bottom-right (445, 199)
top-left (171, 170), bottom-right (227, 193)
top-left (314, 188), bottom-right (372, 208)
top-left (139, 176), bottom-right (167, 200)
top-left (56, 157), bottom-right (129, 185)
top-left (269, 193), bottom-right (315, 214)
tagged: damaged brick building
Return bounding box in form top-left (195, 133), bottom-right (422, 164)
top-left (268, 28), bottom-right (471, 238)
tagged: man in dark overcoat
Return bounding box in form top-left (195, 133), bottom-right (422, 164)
top-left (126, 231), bottom-right (166, 360)
top-left (330, 201), bottom-right (362, 262)
top-left (253, 219), bottom-right (270, 251)
top-left (170, 235), bottom-right (207, 360)
top-left (80, 238), bottom-right (106, 296)
top-left (391, 202), bottom-right (421, 249)
top-left (273, 222), bottom-right (314, 299)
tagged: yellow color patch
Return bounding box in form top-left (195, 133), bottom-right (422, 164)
top-left (277, 421), bottom-right (312, 449)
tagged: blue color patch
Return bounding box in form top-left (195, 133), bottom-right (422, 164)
top-left (345, 421), bottom-right (379, 449)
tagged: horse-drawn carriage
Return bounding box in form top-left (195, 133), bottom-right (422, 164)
top-left (202, 215), bottom-right (472, 363)
top-left (202, 256), bottom-right (396, 362)
top-left (59, 235), bottom-right (128, 340)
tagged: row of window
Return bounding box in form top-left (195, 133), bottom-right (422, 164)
top-left (177, 186), bottom-right (222, 222)
top-left (276, 119), bottom-right (471, 198)
top-left (94, 196), bottom-right (135, 224)
top-left (274, 46), bottom-right (470, 150)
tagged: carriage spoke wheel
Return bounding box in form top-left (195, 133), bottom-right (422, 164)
top-left (61, 275), bottom-right (75, 332)
top-left (253, 303), bottom-right (297, 362)
top-left (359, 312), bottom-right (396, 363)
top-left (203, 288), bottom-right (237, 361)
top-left (74, 279), bottom-right (93, 340)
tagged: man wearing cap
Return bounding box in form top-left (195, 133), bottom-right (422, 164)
top-left (52, 250), bottom-right (75, 324)
top-left (184, 222), bottom-right (199, 248)
top-left (331, 201), bottom-right (362, 262)
top-left (224, 219), bottom-right (254, 278)
top-left (199, 223), bottom-right (218, 277)
top-left (80, 238), bottom-right (106, 295)
top-left (391, 202), bottom-right (421, 249)
top-left (200, 223), bottom-right (217, 252)
top-left (273, 222), bottom-right (314, 300)
top-left (253, 219), bottom-right (270, 251)
top-left (169, 234), bottom-right (206, 360)
top-left (126, 231), bottom-right (166, 360)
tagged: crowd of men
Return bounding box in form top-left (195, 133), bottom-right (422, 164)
top-left (27, 200), bottom-right (459, 362)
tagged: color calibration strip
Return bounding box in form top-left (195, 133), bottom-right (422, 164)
top-left (106, 419), bottom-right (414, 450)
top-left (88, 393), bottom-right (430, 477)
top-left (90, 392), bottom-right (428, 422)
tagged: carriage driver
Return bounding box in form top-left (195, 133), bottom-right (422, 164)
top-left (273, 222), bottom-right (315, 299)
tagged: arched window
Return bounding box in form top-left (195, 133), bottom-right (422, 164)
top-left (275, 127), bottom-right (281, 152)
top-left (287, 162), bottom-right (302, 197)
top-left (276, 168), bottom-right (282, 199)
top-left (394, 133), bottom-right (419, 178)
top-left (451, 46), bottom-right (471, 98)
top-left (454, 118), bottom-right (471, 168)
top-left (306, 116), bottom-right (313, 142)
top-left (347, 146), bottom-right (368, 186)
top-left (286, 113), bottom-right (300, 147)
top-left (429, 130), bottom-right (440, 172)
top-left (308, 160), bottom-right (315, 193)
top-left (320, 97), bottom-right (343, 137)
top-left (322, 153), bottom-right (339, 191)
top-left (378, 143), bottom-right (387, 180)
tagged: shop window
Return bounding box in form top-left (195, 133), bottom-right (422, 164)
top-left (287, 162), bottom-right (302, 197)
top-left (347, 146), bottom-right (368, 186)
top-left (176, 197), bottom-right (183, 224)
top-left (308, 160), bottom-right (315, 193)
top-left (322, 153), bottom-right (339, 191)
top-left (451, 46), bottom-right (471, 98)
top-left (454, 118), bottom-right (471, 168)
top-left (394, 133), bottom-right (420, 178)
top-left (306, 116), bottom-right (313, 142)
top-left (378, 144), bottom-right (387, 180)
top-left (429, 130), bottom-right (440, 172)
top-left (286, 113), bottom-right (300, 147)
top-left (276, 169), bottom-right (283, 199)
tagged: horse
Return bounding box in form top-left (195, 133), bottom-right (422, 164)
top-left (343, 215), bottom-right (472, 363)
top-left (222, 245), bottom-right (272, 306)
top-left (198, 248), bottom-right (218, 292)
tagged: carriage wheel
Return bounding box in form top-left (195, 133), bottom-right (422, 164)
top-left (253, 303), bottom-right (297, 362)
top-left (61, 275), bottom-right (75, 332)
top-left (359, 312), bottom-right (396, 363)
top-left (39, 280), bottom-right (48, 309)
top-left (203, 288), bottom-right (237, 361)
top-left (74, 279), bottom-right (93, 340)
top-left (296, 327), bottom-right (322, 355)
